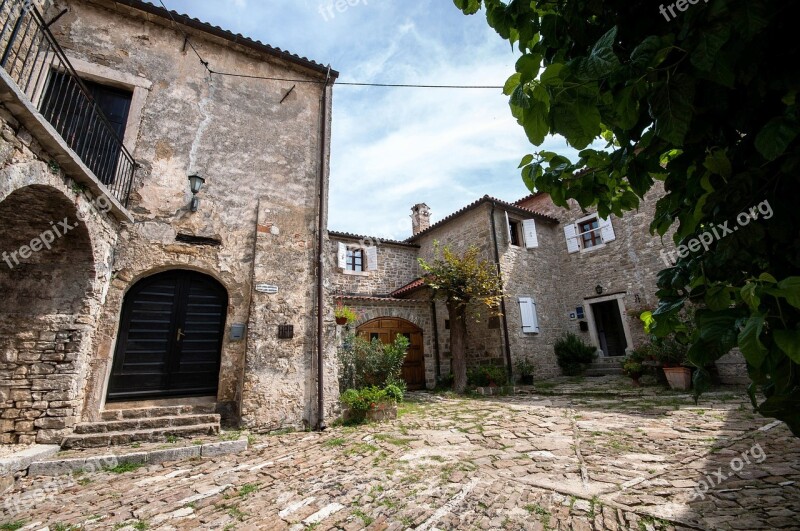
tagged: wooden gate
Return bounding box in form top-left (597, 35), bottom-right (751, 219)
top-left (357, 317), bottom-right (426, 390)
top-left (107, 270), bottom-right (227, 400)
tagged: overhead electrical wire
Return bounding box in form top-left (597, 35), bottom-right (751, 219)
top-left (157, 0), bottom-right (504, 90)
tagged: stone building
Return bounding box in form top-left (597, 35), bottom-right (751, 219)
top-left (0, 0), bottom-right (338, 445)
top-left (331, 189), bottom-right (748, 389)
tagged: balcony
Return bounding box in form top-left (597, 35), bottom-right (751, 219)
top-left (0, 0), bottom-right (136, 215)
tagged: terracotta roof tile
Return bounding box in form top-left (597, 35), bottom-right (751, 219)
top-left (111, 1), bottom-right (338, 78)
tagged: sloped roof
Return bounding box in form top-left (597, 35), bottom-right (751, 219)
top-left (334, 294), bottom-right (429, 304)
top-left (328, 231), bottom-right (419, 248)
top-left (406, 195), bottom-right (558, 242)
top-left (105, 0), bottom-right (338, 79)
top-left (390, 278), bottom-right (427, 298)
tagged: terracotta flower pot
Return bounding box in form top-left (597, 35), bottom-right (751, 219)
top-left (663, 366), bottom-right (692, 390)
top-left (335, 316), bottom-right (348, 325)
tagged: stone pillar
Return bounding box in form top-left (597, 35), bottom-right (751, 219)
top-left (410, 203), bottom-right (431, 235)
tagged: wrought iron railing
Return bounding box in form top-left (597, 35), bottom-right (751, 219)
top-left (0, 0), bottom-right (136, 207)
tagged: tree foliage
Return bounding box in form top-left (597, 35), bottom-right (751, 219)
top-left (455, 0), bottom-right (800, 433)
top-left (419, 244), bottom-right (503, 392)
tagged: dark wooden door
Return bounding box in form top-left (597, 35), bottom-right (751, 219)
top-left (591, 300), bottom-right (628, 357)
top-left (357, 318), bottom-right (426, 390)
top-left (107, 270), bottom-right (227, 400)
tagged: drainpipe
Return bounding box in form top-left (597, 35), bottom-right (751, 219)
top-left (431, 299), bottom-right (441, 383)
top-left (489, 201), bottom-right (514, 382)
top-left (316, 67), bottom-right (332, 431)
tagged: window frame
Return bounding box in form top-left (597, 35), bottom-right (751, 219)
top-left (345, 248), bottom-right (365, 272)
top-left (575, 214), bottom-right (605, 252)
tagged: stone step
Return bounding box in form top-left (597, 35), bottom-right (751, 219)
top-left (592, 356), bottom-right (626, 366)
top-left (101, 403), bottom-right (216, 421)
top-left (585, 367), bottom-right (624, 377)
top-left (74, 414), bottom-right (221, 434)
top-left (61, 423), bottom-right (220, 449)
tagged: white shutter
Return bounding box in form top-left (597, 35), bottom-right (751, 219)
top-left (337, 242), bottom-right (347, 269)
top-left (599, 216), bottom-right (616, 243)
top-left (365, 246), bottom-right (378, 271)
top-left (504, 211), bottom-right (512, 245)
top-left (518, 297), bottom-right (540, 333)
top-left (564, 224), bottom-right (580, 253)
top-left (522, 219), bottom-right (539, 249)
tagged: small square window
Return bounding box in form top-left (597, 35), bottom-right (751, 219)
top-left (577, 217), bottom-right (602, 249)
top-left (346, 248), bottom-right (364, 272)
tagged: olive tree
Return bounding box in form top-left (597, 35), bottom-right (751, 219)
top-left (419, 244), bottom-right (503, 393)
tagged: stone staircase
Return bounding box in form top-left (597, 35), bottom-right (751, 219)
top-left (61, 404), bottom-right (221, 449)
top-left (586, 356), bottom-right (625, 377)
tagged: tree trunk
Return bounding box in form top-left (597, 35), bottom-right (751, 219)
top-left (448, 300), bottom-right (468, 393)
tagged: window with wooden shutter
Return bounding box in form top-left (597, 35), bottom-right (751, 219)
top-left (365, 246), bottom-right (378, 271)
top-left (564, 224), bottom-right (580, 253)
top-left (518, 296), bottom-right (540, 333)
top-left (337, 242), bottom-right (347, 269)
top-left (599, 216), bottom-right (616, 243)
top-left (522, 219), bottom-right (539, 249)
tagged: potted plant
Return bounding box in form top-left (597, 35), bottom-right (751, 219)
top-left (621, 351), bottom-right (645, 387)
top-left (652, 337), bottom-right (692, 390)
top-left (334, 302), bottom-right (358, 326)
top-left (340, 384), bottom-right (403, 423)
top-left (515, 357), bottom-right (534, 385)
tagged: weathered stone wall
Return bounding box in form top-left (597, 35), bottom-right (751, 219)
top-left (414, 204), bottom-right (506, 371)
top-left (493, 208), bottom-right (567, 380)
top-left (519, 189), bottom-right (671, 353)
top-left (329, 236), bottom-right (420, 296)
top-left (0, 106), bottom-right (120, 444)
top-left (37, 0), bottom-right (336, 429)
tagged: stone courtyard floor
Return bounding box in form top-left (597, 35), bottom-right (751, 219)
top-left (2, 376), bottom-right (799, 530)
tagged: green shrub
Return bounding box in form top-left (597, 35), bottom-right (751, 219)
top-left (635, 337), bottom-right (687, 367)
top-left (467, 364), bottom-right (507, 387)
top-left (340, 385), bottom-right (402, 422)
top-left (383, 384), bottom-right (404, 402)
top-left (337, 333), bottom-right (409, 392)
top-left (554, 333), bottom-right (597, 376)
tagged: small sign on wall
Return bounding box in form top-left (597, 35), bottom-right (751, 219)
top-left (255, 283), bottom-right (279, 294)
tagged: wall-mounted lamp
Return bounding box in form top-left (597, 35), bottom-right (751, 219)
top-left (595, 284), bottom-right (604, 295)
top-left (188, 174), bottom-right (205, 212)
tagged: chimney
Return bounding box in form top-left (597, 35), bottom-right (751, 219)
top-left (410, 203), bottom-right (431, 235)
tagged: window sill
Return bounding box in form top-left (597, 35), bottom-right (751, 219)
top-left (341, 269), bottom-right (371, 277)
top-left (580, 242), bottom-right (607, 253)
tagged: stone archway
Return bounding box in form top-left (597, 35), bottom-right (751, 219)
top-left (357, 317), bottom-right (426, 390)
top-left (0, 185), bottom-right (96, 444)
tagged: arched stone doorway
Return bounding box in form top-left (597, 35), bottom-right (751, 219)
top-left (107, 270), bottom-right (228, 400)
top-left (357, 317), bottom-right (425, 390)
top-left (0, 185), bottom-right (95, 444)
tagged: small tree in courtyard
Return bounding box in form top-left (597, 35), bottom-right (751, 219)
top-left (419, 244), bottom-right (503, 393)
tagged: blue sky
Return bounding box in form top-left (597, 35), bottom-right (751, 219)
top-left (162, 0), bottom-right (584, 240)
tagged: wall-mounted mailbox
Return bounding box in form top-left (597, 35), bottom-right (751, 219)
top-left (230, 324), bottom-right (246, 341)
top-left (278, 324), bottom-right (294, 339)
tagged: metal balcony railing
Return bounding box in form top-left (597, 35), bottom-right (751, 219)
top-left (0, 0), bottom-right (136, 207)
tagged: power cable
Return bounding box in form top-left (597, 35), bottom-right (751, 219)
top-left (158, 0), bottom-right (504, 90)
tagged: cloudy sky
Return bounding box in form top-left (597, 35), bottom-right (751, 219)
top-left (162, 0), bottom-right (584, 240)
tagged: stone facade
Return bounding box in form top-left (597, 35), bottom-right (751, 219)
top-left (331, 189), bottom-right (747, 384)
top-left (1, 0), bottom-right (337, 443)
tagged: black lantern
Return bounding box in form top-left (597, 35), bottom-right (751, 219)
top-left (595, 285), bottom-right (604, 295)
top-left (188, 174), bottom-right (205, 212)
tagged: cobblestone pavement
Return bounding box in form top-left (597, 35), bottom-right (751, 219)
top-left (2, 378), bottom-right (799, 530)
